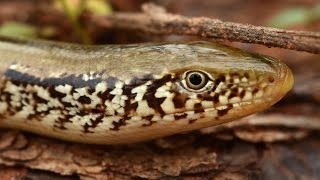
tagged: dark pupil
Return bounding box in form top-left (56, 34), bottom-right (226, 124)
top-left (189, 73), bottom-right (202, 86)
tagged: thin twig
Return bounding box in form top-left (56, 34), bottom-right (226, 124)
top-left (89, 3), bottom-right (320, 54)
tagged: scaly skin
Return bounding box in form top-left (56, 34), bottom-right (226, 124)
top-left (0, 36), bottom-right (293, 144)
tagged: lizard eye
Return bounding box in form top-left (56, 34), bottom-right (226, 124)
top-left (185, 71), bottom-right (209, 90)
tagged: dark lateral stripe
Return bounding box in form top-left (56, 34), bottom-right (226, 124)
top-left (128, 74), bottom-right (154, 86)
top-left (5, 69), bottom-right (104, 89)
top-left (2, 69), bottom-right (175, 132)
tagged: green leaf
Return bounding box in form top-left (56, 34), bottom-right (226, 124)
top-left (0, 22), bottom-right (37, 38)
top-left (267, 7), bottom-right (309, 28)
top-left (86, 0), bottom-right (112, 15)
top-left (266, 4), bottom-right (320, 28)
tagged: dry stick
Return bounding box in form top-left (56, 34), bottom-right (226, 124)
top-left (90, 3), bottom-right (320, 54)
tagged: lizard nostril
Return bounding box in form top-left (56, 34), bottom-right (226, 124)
top-left (268, 76), bottom-right (275, 83)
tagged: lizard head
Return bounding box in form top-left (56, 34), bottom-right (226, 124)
top-left (110, 42), bottom-right (293, 144)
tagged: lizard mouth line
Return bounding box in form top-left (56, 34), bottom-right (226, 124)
top-left (146, 97), bottom-right (269, 120)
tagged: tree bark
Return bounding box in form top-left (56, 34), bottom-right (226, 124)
top-left (88, 3), bottom-right (320, 54)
